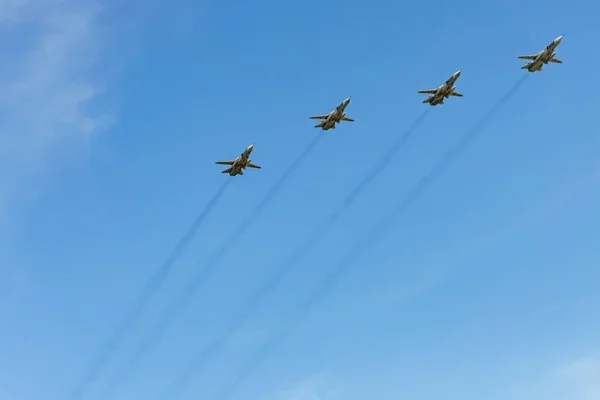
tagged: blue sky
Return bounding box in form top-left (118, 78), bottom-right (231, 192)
top-left (1, 0), bottom-right (599, 399)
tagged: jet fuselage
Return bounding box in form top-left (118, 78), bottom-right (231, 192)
top-left (228, 145), bottom-right (254, 176)
top-left (321, 98), bottom-right (351, 130)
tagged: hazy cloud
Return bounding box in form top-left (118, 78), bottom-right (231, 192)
top-left (0, 0), bottom-right (112, 224)
top-left (279, 374), bottom-right (343, 400)
top-left (558, 357), bottom-right (600, 400)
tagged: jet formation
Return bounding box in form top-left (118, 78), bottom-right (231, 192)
top-left (418, 70), bottom-right (463, 106)
top-left (215, 144), bottom-right (261, 176)
top-left (216, 36), bottom-right (564, 176)
top-left (518, 36), bottom-right (563, 72)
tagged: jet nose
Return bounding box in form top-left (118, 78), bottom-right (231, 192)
top-left (455, 70), bottom-right (462, 77)
top-left (555, 35), bottom-right (563, 44)
top-left (247, 144), bottom-right (254, 151)
top-left (344, 97), bottom-right (351, 105)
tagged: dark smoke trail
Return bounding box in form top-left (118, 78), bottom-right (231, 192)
top-left (97, 134), bottom-right (323, 400)
top-left (157, 109), bottom-right (430, 400)
top-left (70, 179), bottom-right (231, 400)
top-left (211, 75), bottom-right (529, 400)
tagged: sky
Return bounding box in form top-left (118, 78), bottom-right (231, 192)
top-left (0, 0), bottom-right (599, 399)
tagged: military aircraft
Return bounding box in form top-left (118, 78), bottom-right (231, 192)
top-left (418, 70), bottom-right (463, 106)
top-left (309, 97), bottom-right (354, 130)
top-left (215, 144), bottom-right (261, 176)
top-left (518, 35), bottom-right (563, 72)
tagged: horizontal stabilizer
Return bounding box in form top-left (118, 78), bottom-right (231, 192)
top-left (247, 163), bottom-right (261, 169)
top-left (549, 57), bottom-right (562, 63)
top-left (314, 123), bottom-right (324, 128)
top-left (520, 64), bottom-right (530, 69)
top-left (216, 160), bottom-right (234, 165)
top-left (341, 117), bottom-right (354, 122)
top-left (449, 92), bottom-right (463, 97)
top-left (518, 55), bottom-right (537, 60)
top-left (422, 97), bottom-right (432, 103)
top-left (222, 167), bottom-right (232, 174)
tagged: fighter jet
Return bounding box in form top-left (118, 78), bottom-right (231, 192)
top-left (418, 70), bottom-right (463, 106)
top-left (309, 97), bottom-right (354, 130)
top-left (518, 35), bottom-right (563, 72)
top-left (215, 144), bottom-right (261, 176)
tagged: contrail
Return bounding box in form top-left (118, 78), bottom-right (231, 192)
top-left (210, 75), bottom-right (530, 400)
top-left (156, 109), bottom-right (430, 400)
top-left (96, 133), bottom-right (323, 400)
top-left (69, 179), bottom-right (232, 400)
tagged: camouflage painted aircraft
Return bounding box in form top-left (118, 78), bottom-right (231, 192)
top-left (518, 35), bottom-right (563, 72)
top-left (418, 70), bottom-right (463, 106)
top-left (309, 97), bottom-right (354, 130)
top-left (215, 144), bottom-right (261, 176)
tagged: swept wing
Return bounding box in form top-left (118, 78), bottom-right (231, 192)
top-left (215, 160), bottom-right (235, 165)
top-left (418, 89), bottom-right (438, 94)
top-left (309, 114), bottom-right (330, 120)
top-left (518, 54), bottom-right (538, 60)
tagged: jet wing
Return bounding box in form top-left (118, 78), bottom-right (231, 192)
top-left (518, 55), bottom-right (537, 60)
top-left (215, 160), bottom-right (235, 165)
top-left (418, 89), bottom-right (437, 94)
top-left (247, 163), bottom-right (261, 169)
top-left (309, 115), bottom-right (329, 119)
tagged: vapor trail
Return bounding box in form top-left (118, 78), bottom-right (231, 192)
top-left (69, 179), bottom-right (232, 400)
top-left (157, 109), bottom-right (430, 400)
top-left (97, 133), bottom-right (323, 400)
top-left (210, 75), bottom-right (529, 400)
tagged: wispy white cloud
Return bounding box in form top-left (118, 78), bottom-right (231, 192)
top-left (558, 356), bottom-right (600, 400)
top-left (0, 0), bottom-right (113, 227)
top-left (279, 374), bottom-right (343, 400)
